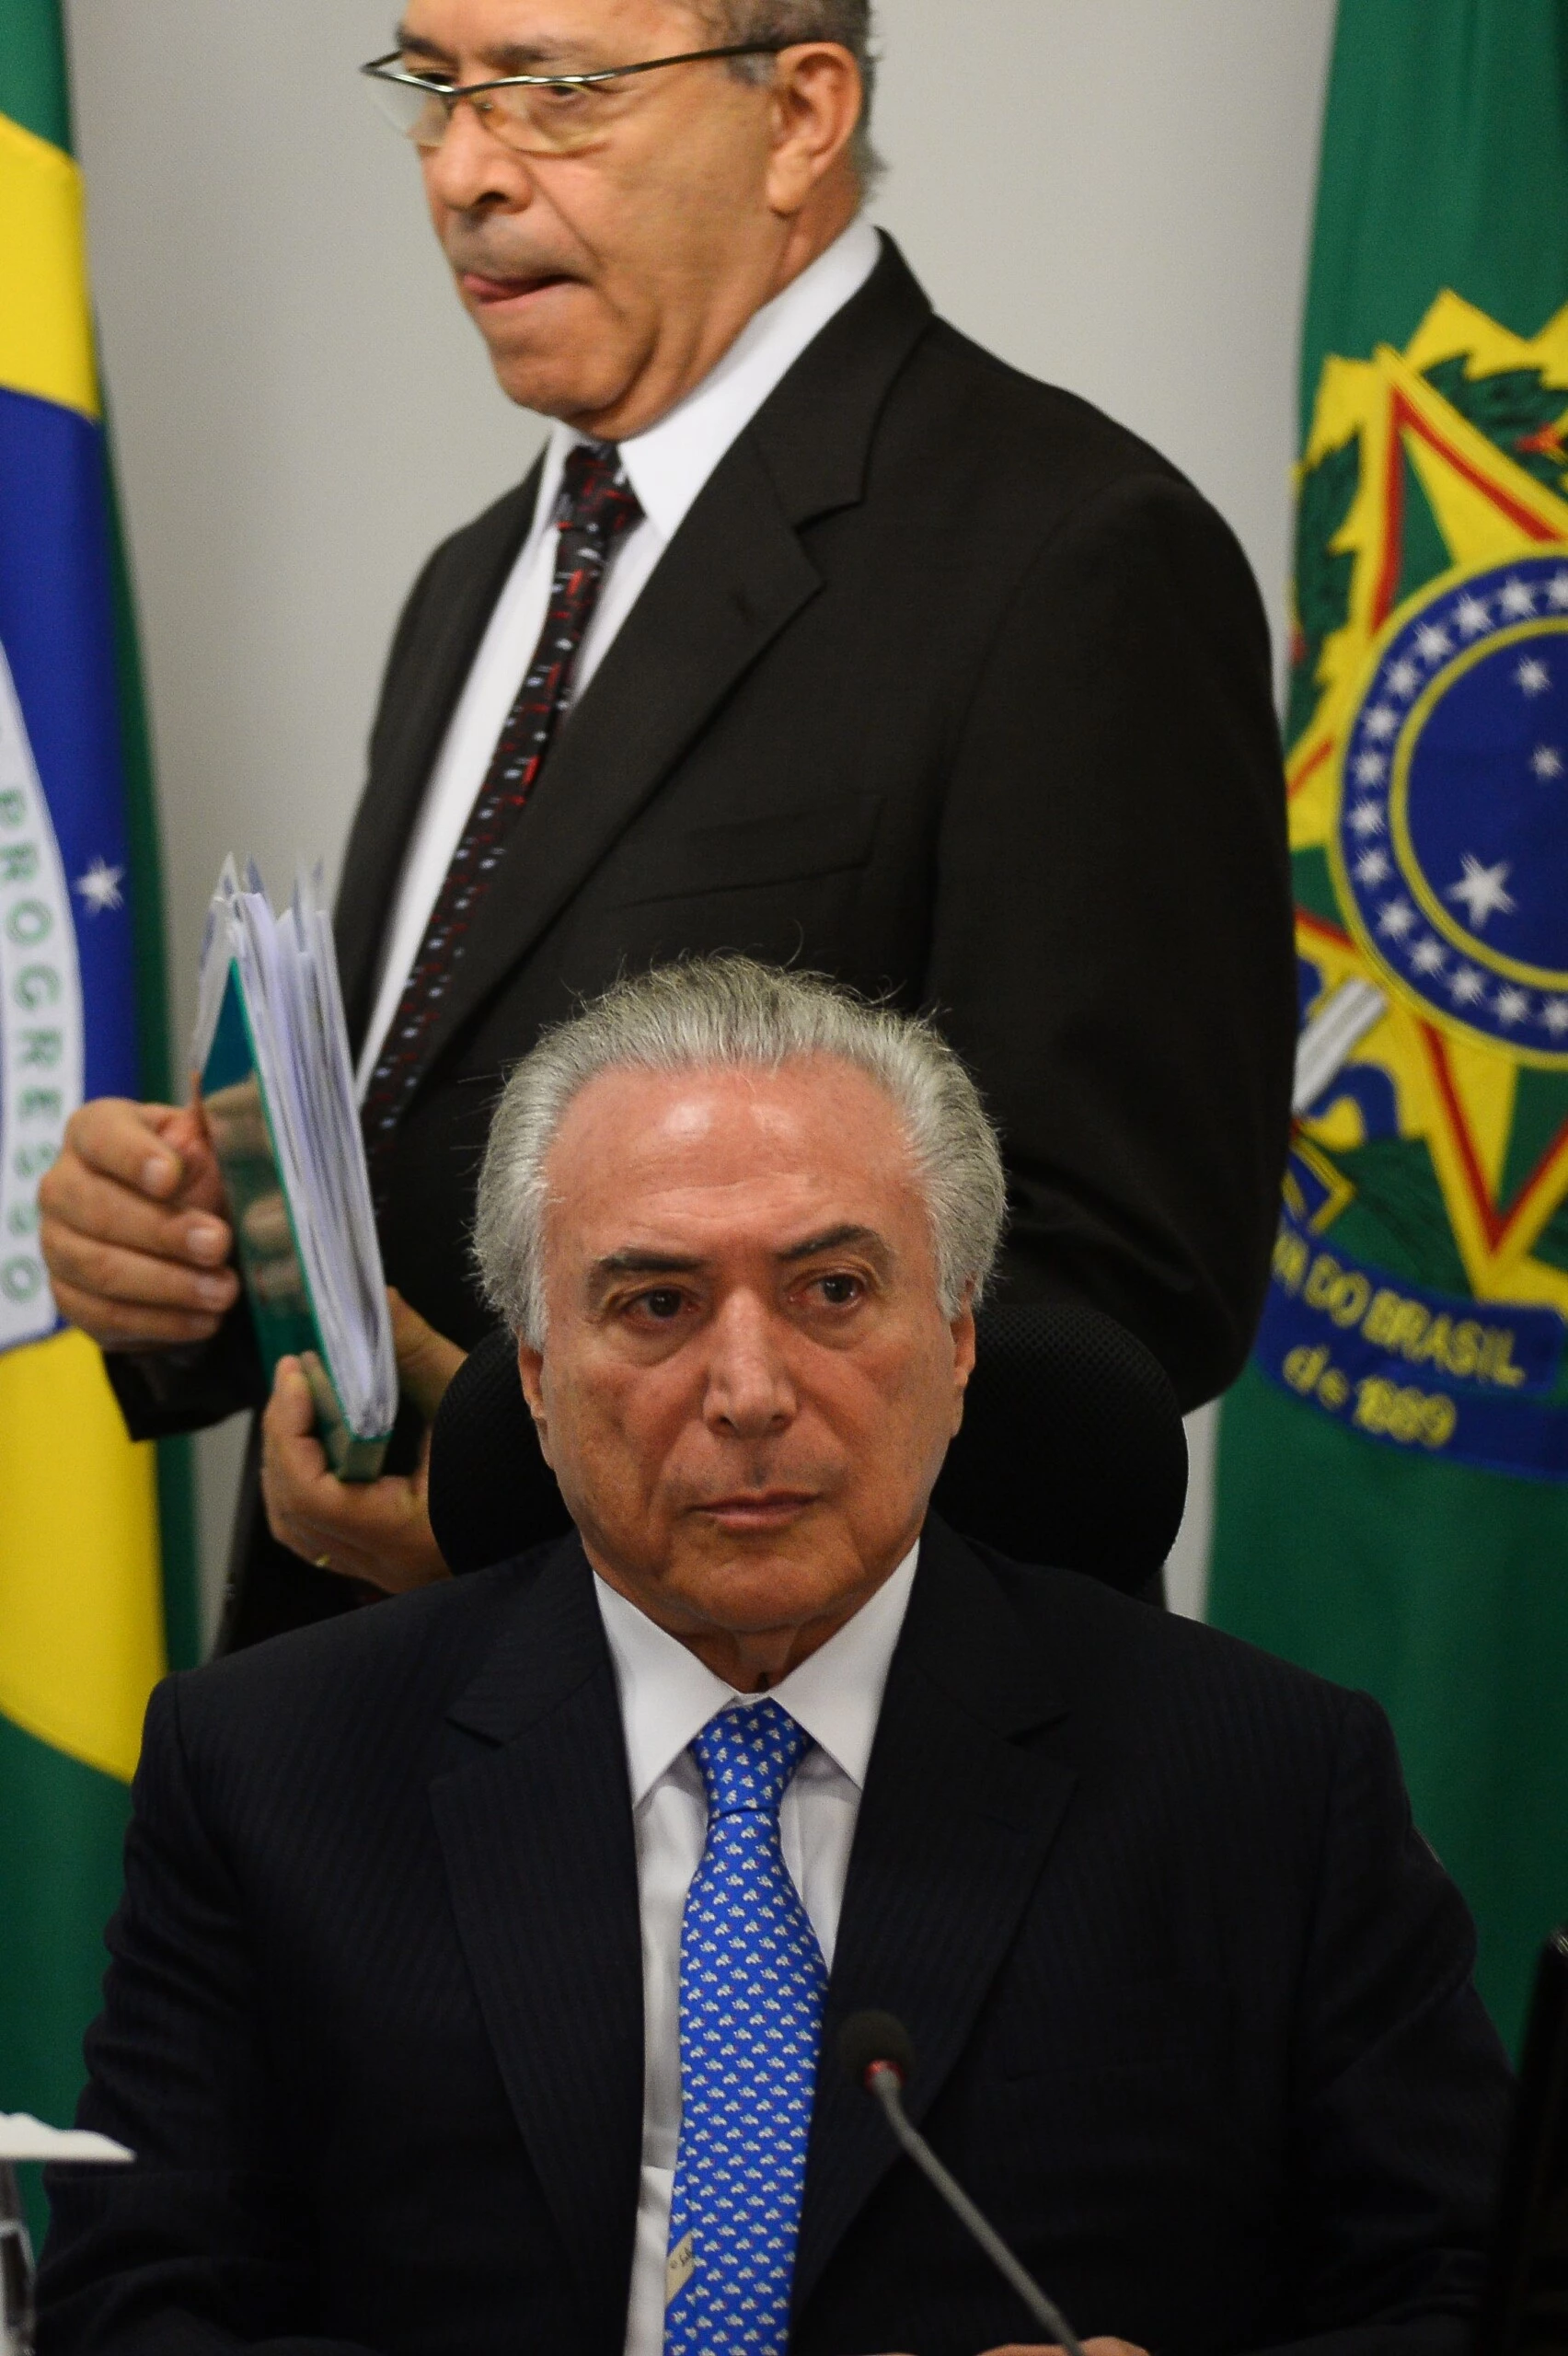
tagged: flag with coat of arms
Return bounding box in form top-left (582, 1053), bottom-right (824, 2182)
top-left (1211, 0), bottom-right (1568, 2050)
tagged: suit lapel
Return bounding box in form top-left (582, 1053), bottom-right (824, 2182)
top-left (407, 433), bottom-right (821, 1080)
top-left (430, 1537), bottom-right (644, 2348)
top-left (402, 237), bottom-right (935, 1092)
top-left (336, 462), bottom-right (543, 1047)
top-left (792, 1520), bottom-right (1078, 2311)
top-left (428, 1507), bottom-right (1071, 2331)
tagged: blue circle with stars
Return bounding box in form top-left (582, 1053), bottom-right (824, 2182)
top-left (1335, 553), bottom-right (1568, 1062)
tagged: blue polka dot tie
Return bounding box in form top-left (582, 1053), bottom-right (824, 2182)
top-left (663, 1700), bottom-right (826, 2356)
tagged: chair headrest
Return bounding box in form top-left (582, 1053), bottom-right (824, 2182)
top-left (929, 1304), bottom-right (1187, 1587)
top-left (428, 1325), bottom-right (575, 1578)
top-left (428, 1303), bottom-right (1187, 1595)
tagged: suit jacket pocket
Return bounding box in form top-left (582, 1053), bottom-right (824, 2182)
top-left (609, 794), bottom-right (883, 907)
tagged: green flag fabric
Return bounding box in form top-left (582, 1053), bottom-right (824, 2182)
top-left (1210, 0), bottom-right (1568, 2052)
top-left (0, 0), bottom-right (196, 2236)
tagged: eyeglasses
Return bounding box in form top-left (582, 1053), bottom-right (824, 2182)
top-left (360, 42), bottom-right (790, 156)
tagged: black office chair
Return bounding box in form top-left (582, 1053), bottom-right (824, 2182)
top-left (427, 1304), bottom-right (1188, 1597)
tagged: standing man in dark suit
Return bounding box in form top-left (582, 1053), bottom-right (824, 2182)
top-left (39, 0), bottom-right (1295, 1644)
top-left (39, 964), bottom-right (1507, 2356)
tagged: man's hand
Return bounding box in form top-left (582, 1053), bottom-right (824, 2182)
top-left (980, 2345), bottom-right (1148, 2356)
top-left (259, 1290), bottom-right (466, 1593)
top-left (39, 1098), bottom-right (238, 1348)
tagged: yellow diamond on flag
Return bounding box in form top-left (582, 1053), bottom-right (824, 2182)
top-left (1286, 295), bottom-right (1568, 1323)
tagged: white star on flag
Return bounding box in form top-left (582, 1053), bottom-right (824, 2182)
top-left (1378, 897), bottom-right (1418, 940)
top-left (1415, 622), bottom-right (1451, 664)
top-left (1449, 964), bottom-right (1487, 1006)
top-left (1532, 745), bottom-right (1564, 779)
top-left (1354, 751), bottom-right (1388, 786)
top-left (1363, 705), bottom-right (1400, 741)
top-left (1500, 577), bottom-right (1538, 620)
top-left (1549, 572), bottom-right (1568, 611)
top-left (1455, 594), bottom-right (1491, 637)
top-left (1542, 999), bottom-right (1568, 1037)
top-left (1409, 937), bottom-right (1447, 976)
top-left (1516, 657), bottom-right (1551, 696)
top-left (1494, 986), bottom-right (1531, 1028)
top-left (1348, 801), bottom-right (1387, 837)
top-left (1446, 854), bottom-right (1516, 929)
top-left (1355, 849), bottom-right (1391, 885)
top-left (74, 858), bottom-right (125, 914)
top-left (1387, 658), bottom-right (1421, 699)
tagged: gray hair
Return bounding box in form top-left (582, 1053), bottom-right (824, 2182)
top-left (474, 956), bottom-right (1006, 1345)
top-left (698, 0), bottom-right (882, 191)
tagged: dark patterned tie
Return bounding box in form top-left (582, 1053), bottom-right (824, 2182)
top-left (361, 440), bottom-right (642, 1186)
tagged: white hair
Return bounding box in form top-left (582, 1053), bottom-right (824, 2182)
top-left (699, 0), bottom-right (882, 191)
top-left (474, 956), bottom-right (1006, 1345)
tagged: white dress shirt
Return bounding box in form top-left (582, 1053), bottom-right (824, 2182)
top-left (593, 1542), bottom-right (918, 2356)
top-left (355, 213), bottom-right (882, 1091)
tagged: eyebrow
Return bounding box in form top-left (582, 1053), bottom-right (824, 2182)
top-left (588, 1225), bottom-right (892, 1287)
top-left (592, 1250), bottom-right (705, 1282)
top-left (778, 1224), bottom-right (889, 1266)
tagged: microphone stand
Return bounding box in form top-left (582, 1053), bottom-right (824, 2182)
top-left (0, 2163), bottom-right (34, 2356)
top-left (864, 2061), bottom-right (1090, 2356)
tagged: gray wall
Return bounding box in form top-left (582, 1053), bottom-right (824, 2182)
top-left (64, 0), bottom-right (1335, 1635)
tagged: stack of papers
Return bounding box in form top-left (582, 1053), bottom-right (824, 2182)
top-left (191, 861), bottom-right (396, 1480)
top-left (0, 2115), bottom-right (131, 2163)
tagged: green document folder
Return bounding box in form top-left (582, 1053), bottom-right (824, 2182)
top-left (192, 864), bottom-right (395, 1483)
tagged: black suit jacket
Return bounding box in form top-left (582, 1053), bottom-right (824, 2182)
top-left (110, 237), bottom-right (1295, 1640)
top-left (40, 1519), bottom-right (1509, 2356)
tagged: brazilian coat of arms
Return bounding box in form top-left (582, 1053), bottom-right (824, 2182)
top-left (1264, 293), bottom-right (1568, 1476)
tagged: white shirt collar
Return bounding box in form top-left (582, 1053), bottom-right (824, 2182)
top-left (594, 1538), bottom-right (919, 1806)
top-left (534, 212), bottom-right (882, 549)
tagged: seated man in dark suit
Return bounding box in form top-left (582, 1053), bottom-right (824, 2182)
top-left (40, 958), bottom-right (1508, 2356)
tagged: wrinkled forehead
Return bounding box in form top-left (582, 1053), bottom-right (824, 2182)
top-left (395, 0), bottom-right (706, 73)
top-left (539, 1056), bottom-right (928, 1272)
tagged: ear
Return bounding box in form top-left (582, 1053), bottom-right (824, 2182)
top-left (517, 1339), bottom-right (556, 1467)
top-left (948, 1292), bottom-right (977, 1437)
top-left (764, 43), bottom-right (864, 217)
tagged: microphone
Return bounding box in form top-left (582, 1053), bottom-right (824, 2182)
top-left (837, 2011), bottom-right (1089, 2356)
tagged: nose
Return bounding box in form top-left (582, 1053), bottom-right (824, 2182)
top-left (422, 98), bottom-right (534, 214)
top-left (702, 1293), bottom-right (797, 1440)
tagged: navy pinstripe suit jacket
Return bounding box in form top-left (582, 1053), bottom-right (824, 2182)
top-left (39, 1519), bottom-right (1511, 2356)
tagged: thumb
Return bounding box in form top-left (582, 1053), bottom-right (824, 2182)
top-left (266, 1354), bottom-right (318, 1439)
top-left (160, 1100), bottom-right (228, 1216)
top-left (388, 1288), bottom-right (467, 1424)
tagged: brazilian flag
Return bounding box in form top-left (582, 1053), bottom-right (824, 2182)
top-left (0, 0), bottom-right (196, 2220)
top-left (1211, 0), bottom-right (1568, 2052)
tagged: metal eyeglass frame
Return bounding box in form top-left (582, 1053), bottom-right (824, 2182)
top-left (360, 42), bottom-right (791, 138)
